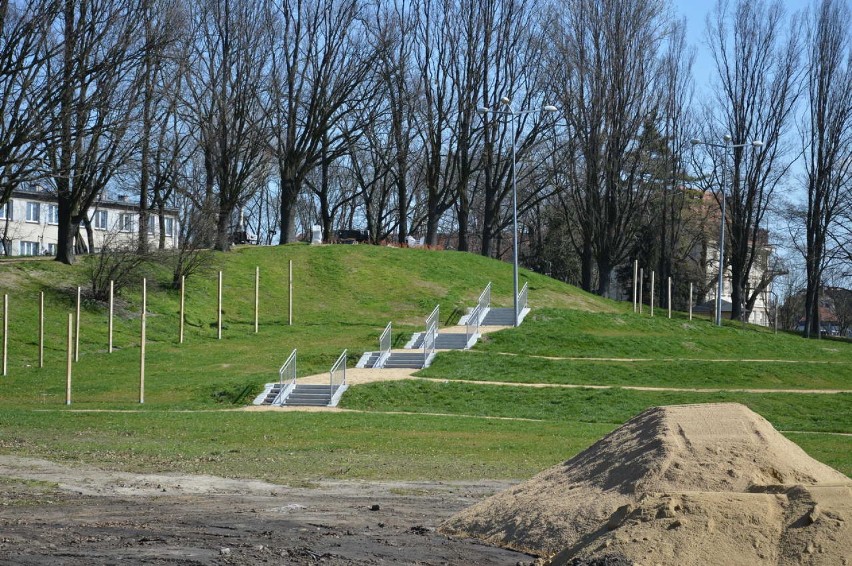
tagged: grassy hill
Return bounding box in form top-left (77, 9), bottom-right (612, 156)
top-left (0, 245), bottom-right (849, 481)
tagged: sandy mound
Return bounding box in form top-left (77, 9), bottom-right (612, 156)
top-left (440, 403), bottom-right (852, 565)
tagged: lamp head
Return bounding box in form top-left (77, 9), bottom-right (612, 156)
top-left (751, 140), bottom-right (764, 147)
top-left (477, 106), bottom-right (491, 114)
top-left (500, 96), bottom-right (511, 105)
top-left (723, 134), bottom-right (732, 143)
top-left (542, 105), bottom-right (558, 112)
top-left (690, 138), bottom-right (701, 145)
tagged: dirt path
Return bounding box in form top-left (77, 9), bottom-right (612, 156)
top-left (0, 455), bottom-right (530, 565)
top-left (492, 351), bottom-right (852, 364)
top-left (283, 367), bottom-right (852, 395)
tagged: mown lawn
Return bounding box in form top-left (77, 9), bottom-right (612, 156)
top-left (0, 246), bottom-right (849, 482)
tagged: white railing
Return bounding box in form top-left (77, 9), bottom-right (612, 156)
top-left (378, 322), bottom-right (392, 367)
top-left (517, 282), bottom-right (529, 319)
top-left (477, 282), bottom-right (492, 324)
top-left (424, 305), bottom-right (439, 366)
top-left (273, 349), bottom-right (297, 405)
top-left (330, 349), bottom-right (347, 403)
top-left (466, 304), bottom-right (481, 347)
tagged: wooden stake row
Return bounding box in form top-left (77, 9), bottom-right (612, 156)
top-left (0, 264), bottom-right (295, 388)
top-left (631, 264), bottom-right (695, 320)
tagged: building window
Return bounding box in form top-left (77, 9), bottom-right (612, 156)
top-left (46, 243), bottom-right (57, 256)
top-left (93, 210), bottom-right (108, 229)
top-left (20, 241), bottom-right (40, 256)
top-left (26, 202), bottom-right (40, 223)
top-left (120, 213), bottom-right (133, 232)
top-left (0, 201), bottom-right (11, 220)
top-left (47, 204), bottom-right (59, 225)
top-left (147, 217), bottom-right (155, 234)
top-left (164, 217), bottom-right (174, 237)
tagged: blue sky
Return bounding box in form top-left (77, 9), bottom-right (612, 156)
top-left (672, 0), bottom-right (813, 94)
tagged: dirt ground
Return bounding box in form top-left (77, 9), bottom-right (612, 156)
top-left (0, 455), bottom-right (532, 565)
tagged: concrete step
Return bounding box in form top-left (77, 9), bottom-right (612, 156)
top-left (407, 333), bottom-right (472, 350)
top-left (481, 308), bottom-right (516, 326)
top-left (357, 352), bottom-right (382, 368)
top-left (284, 384), bottom-right (340, 406)
top-left (260, 384), bottom-right (283, 405)
top-left (383, 352), bottom-right (427, 369)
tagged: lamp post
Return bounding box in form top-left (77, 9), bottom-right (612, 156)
top-left (478, 97), bottom-right (557, 326)
top-left (690, 135), bottom-right (763, 326)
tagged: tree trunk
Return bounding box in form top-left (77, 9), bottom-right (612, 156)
top-left (279, 176), bottom-right (299, 244)
top-left (214, 206), bottom-right (231, 252)
top-left (457, 195), bottom-right (469, 252)
top-left (580, 239), bottom-right (594, 293)
top-left (596, 258), bottom-right (612, 297)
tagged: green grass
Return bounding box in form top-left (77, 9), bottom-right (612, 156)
top-left (481, 309), bottom-right (852, 361)
top-left (0, 245), bottom-right (850, 482)
top-left (418, 351), bottom-right (852, 390)
top-left (0, 408), bottom-right (607, 481)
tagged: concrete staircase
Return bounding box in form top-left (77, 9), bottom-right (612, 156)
top-left (407, 332), bottom-right (471, 350)
top-left (284, 384), bottom-right (342, 407)
top-left (358, 351), bottom-right (382, 368)
top-left (259, 383), bottom-right (285, 405)
top-left (383, 351), bottom-right (433, 369)
top-left (481, 307), bottom-right (517, 326)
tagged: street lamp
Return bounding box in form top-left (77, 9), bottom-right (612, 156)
top-left (690, 135), bottom-right (764, 326)
top-left (478, 98), bottom-right (557, 326)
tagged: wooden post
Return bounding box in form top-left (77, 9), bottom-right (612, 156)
top-left (288, 260), bottom-right (293, 326)
top-left (638, 269), bottom-right (644, 314)
top-left (140, 278), bottom-right (146, 404)
top-left (217, 270), bottom-right (223, 340)
top-left (108, 280), bottom-right (114, 353)
top-left (650, 271), bottom-right (655, 317)
top-left (689, 282), bottom-right (693, 321)
top-left (66, 313), bottom-right (72, 405)
top-left (668, 277), bottom-right (672, 319)
top-left (254, 266), bottom-right (259, 334)
top-left (39, 291), bottom-right (44, 368)
top-left (2, 294), bottom-right (7, 376)
top-left (179, 275), bottom-right (185, 344)
top-left (632, 260), bottom-right (638, 313)
top-left (75, 286), bottom-right (81, 362)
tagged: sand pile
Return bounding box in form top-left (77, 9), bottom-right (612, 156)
top-left (440, 403), bottom-right (852, 565)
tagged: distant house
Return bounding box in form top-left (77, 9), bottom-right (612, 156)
top-left (0, 187), bottom-right (179, 256)
top-left (795, 288), bottom-right (852, 338)
top-left (698, 193), bottom-right (775, 327)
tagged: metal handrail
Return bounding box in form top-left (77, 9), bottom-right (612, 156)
top-left (477, 282), bottom-right (492, 323)
top-left (330, 349), bottom-right (347, 400)
top-left (517, 282), bottom-right (529, 318)
top-left (466, 304), bottom-right (481, 346)
top-left (423, 305), bottom-right (439, 366)
top-left (273, 349), bottom-right (297, 405)
top-left (378, 322), bottom-right (392, 367)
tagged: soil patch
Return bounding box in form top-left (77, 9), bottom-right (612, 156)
top-left (0, 456), bottom-right (531, 565)
top-left (440, 403), bottom-right (852, 565)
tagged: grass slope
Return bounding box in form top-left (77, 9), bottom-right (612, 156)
top-left (0, 245), bottom-right (850, 480)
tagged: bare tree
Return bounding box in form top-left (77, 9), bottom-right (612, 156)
top-left (654, 20), bottom-right (697, 309)
top-left (43, 0), bottom-right (143, 264)
top-left (547, 0), bottom-right (670, 295)
top-left (270, 0), bottom-right (375, 244)
top-left (0, 1), bottom-right (58, 205)
top-left (801, 0), bottom-right (852, 338)
top-left (704, 0), bottom-right (802, 320)
top-left (368, 0), bottom-right (418, 244)
top-left (133, 0), bottom-right (190, 252)
top-left (476, 0), bottom-right (553, 258)
top-left (186, 0), bottom-right (271, 252)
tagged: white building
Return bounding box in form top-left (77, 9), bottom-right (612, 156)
top-left (0, 188), bottom-right (179, 256)
top-left (702, 238), bottom-right (774, 327)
